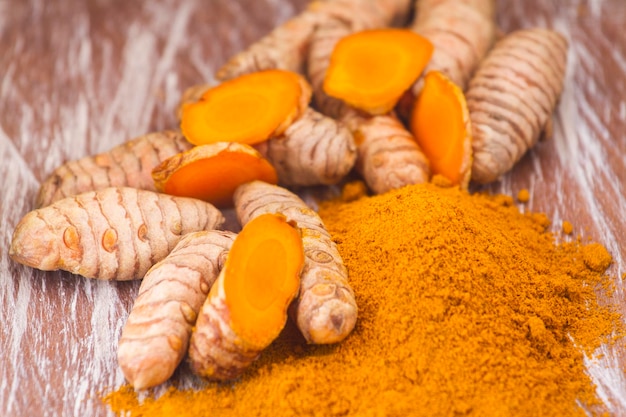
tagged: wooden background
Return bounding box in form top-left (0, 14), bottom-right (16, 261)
top-left (1, 0), bottom-right (625, 416)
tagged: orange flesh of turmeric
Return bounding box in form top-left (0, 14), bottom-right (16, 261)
top-left (323, 29), bottom-right (434, 115)
top-left (154, 143), bottom-right (278, 208)
top-left (181, 70), bottom-right (303, 145)
top-left (223, 213), bottom-right (303, 348)
top-left (164, 154), bottom-right (277, 208)
top-left (410, 71), bottom-right (471, 186)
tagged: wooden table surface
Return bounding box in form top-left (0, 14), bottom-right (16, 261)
top-left (1, 0), bottom-right (625, 416)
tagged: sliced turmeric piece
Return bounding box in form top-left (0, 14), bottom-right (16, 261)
top-left (188, 213), bottom-right (304, 381)
top-left (215, 0), bottom-right (414, 82)
top-left (175, 83), bottom-right (214, 121)
top-left (410, 71), bottom-right (472, 188)
top-left (323, 29), bottom-right (433, 115)
top-left (176, 87), bottom-right (358, 187)
top-left (152, 142), bottom-right (278, 208)
top-left (234, 181), bottom-right (358, 344)
top-left (180, 69), bottom-right (312, 146)
top-left (308, 19), bottom-right (431, 195)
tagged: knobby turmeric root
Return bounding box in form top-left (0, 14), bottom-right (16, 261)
top-left (309, 0), bottom-right (413, 35)
top-left (180, 70), bottom-right (311, 146)
top-left (9, 187), bottom-right (224, 280)
top-left (35, 130), bottom-right (192, 208)
top-left (152, 142), bottom-right (278, 208)
top-left (308, 16), bottom-right (430, 194)
top-left (255, 107), bottom-right (357, 187)
top-left (410, 71), bottom-right (472, 188)
top-left (118, 230), bottom-right (236, 390)
top-left (188, 213), bottom-right (303, 380)
top-left (215, 0), bottom-right (413, 82)
top-left (210, 0), bottom-right (417, 194)
top-left (323, 28), bottom-right (433, 115)
top-left (410, 0), bottom-right (496, 92)
top-left (234, 181), bottom-right (358, 344)
top-left (351, 113), bottom-right (431, 194)
top-left (466, 28), bottom-right (568, 183)
top-left (177, 82), bottom-right (357, 188)
top-left (216, 9), bottom-right (323, 81)
top-left (307, 1), bottom-right (414, 120)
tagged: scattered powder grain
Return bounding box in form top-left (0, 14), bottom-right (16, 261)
top-left (517, 188), bottom-right (530, 203)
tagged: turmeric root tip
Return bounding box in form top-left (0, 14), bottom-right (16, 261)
top-left (410, 71), bottom-right (472, 188)
top-left (180, 70), bottom-right (311, 146)
top-left (323, 29), bottom-right (433, 115)
top-left (153, 142), bottom-right (278, 208)
top-left (188, 213), bottom-right (304, 380)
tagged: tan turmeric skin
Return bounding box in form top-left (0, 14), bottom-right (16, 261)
top-left (118, 230), bottom-right (236, 390)
top-left (10, 187), bottom-right (224, 280)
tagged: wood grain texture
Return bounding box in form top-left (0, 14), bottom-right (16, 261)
top-left (0, 0), bottom-right (625, 416)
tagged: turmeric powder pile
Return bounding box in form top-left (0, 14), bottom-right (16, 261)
top-left (105, 183), bottom-right (622, 417)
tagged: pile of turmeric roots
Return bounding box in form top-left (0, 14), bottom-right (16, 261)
top-left (9, 0), bottom-right (568, 391)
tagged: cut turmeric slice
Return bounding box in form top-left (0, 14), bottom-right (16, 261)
top-left (188, 213), bottom-right (304, 380)
top-left (152, 142), bottom-right (278, 208)
top-left (234, 181), bottom-right (358, 344)
top-left (323, 29), bottom-right (433, 115)
top-left (410, 71), bottom-right (472, 188)
top-left (180, 69), bottom-right (311, 146)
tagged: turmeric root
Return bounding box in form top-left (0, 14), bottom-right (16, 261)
top-left (35, 130), bottom-right (192, 208)
top-left (351, 113), bottom-right (431, 193)
top-left (234, 181), bottom-right (357, 344)
top-left (466, 28), bottom-right (568, 183)
top-left (9, 187), bottom-right (224, 280)
top-left (188, 213), bottom-right (303, 380)
top-left (177, 81), bottom-right (357, 187)
top-left (410, 71), bottom-right (472, 188)
top-left (254, 107), bottom-right (357, 187)
top-left (118, 230), bottom-right (235, 390)
top-left (409, 0), bottom-right (497, 92)
top-left (216, 9), bottom-right (323, 81)
top-left (180, 70), bottom-right (311, 146)
top-left (211, 0), bottom-right (415, 192)
top-left (176, 83), bottom-right (214, 121)
top-left (307, 1), bottom-right (414, 120)
top-left (215, 0), bottom-right (413, 82)
top-left (323, 28), bottom-right (433, 115)
top-left (307, 15), bottom-right (430, 194)
top-left (152, 142), bottom-right (278, 208)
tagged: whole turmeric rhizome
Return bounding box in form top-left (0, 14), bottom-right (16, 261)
top-left (10, 178), bottom-right (357, 390)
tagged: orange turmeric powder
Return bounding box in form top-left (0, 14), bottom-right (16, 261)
top-left (104, 183), bottom-right (622, 416)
